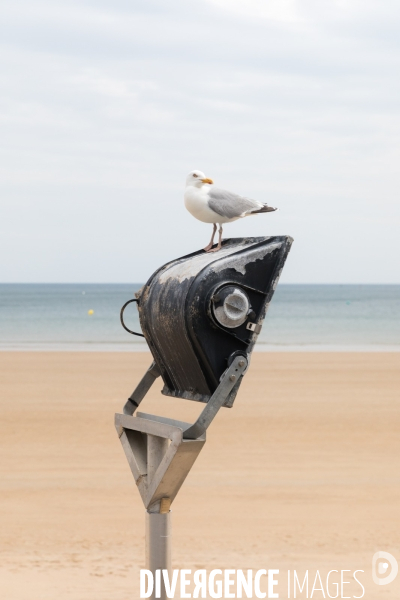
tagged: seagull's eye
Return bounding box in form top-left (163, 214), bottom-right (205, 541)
top-left (193, 174), bottom-right (198, 178)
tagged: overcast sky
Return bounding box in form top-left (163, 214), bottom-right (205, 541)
top-left (1, 0), bottom-right (399, 283)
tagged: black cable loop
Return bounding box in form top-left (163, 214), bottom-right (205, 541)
top-left (120, 299), bottom-right (145, 337)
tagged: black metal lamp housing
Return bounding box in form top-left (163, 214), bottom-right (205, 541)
top-left (132, 236), bottom-right (292, 408)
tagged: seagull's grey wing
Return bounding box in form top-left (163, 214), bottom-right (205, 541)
top-left (207, 187), bottom-right (263, 219)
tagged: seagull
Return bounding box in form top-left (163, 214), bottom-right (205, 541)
top-left (184, 170), bottom-right (278, 252)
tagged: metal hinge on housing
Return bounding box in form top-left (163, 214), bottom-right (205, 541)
top-left (246, 322), bottom-right (262, 334)
top-left (120, 356), bottom-right (248, 440)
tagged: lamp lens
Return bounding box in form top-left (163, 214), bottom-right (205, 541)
top-left (213, 287), bottom-right (250, 329)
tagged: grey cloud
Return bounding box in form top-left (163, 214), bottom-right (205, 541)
top-left (0, 0), bottom-right (399, 282)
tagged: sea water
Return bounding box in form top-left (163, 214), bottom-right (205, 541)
top-left (0, 284), bottom-right (399, 351)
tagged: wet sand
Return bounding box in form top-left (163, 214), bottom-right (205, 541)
top-left (0, 352), bottom-right (399, 599)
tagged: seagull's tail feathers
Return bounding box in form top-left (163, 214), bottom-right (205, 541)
top-left (252, 204), bottom-right (278, 214)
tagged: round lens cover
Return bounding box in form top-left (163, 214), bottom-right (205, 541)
top-left (212, 285), bottom-right (250, 329)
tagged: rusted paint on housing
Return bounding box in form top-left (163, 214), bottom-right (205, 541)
top-left (136, 236), bottom-right (293, 407)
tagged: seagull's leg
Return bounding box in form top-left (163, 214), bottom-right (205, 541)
top-left (208, 224), bottom-right (223, 252)
top-left (204, 223), bottom-right (217, 252)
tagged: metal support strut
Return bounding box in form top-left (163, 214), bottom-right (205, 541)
top-left (115, 355), bottom-right (248, 599)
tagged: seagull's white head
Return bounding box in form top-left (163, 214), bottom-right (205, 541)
top-left (186, 170), bottom-right (214, 188)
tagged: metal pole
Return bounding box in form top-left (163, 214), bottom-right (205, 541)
top-left (146, 434), bottom-right (171, 600)
top-left (146, 511), bottom-right (171, 600)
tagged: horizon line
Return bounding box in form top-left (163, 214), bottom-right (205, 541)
top-left (1, 282), bottom-right (400, 286)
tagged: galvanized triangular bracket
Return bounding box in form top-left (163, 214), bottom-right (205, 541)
top-left (115, 355), bottom-right (248, 512)
top-left (115, 412), bottom-right (206, 512)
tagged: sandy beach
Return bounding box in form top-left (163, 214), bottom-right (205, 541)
top-left (0, 351), bottom-right (399, 599)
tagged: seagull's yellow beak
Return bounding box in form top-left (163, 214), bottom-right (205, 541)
top-left (201, 178), bottom-right (213, 184)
